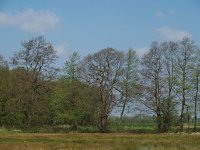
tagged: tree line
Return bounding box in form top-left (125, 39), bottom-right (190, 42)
top-left (0, 36), bottom-right (199, 133)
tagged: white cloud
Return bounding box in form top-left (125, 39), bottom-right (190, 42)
top-left (156, 27), bottom-right (192, 41)
top-left (54, 43), bottom-right (69, 58)
top-left (156, 11), bottom-right (165, 19)
top-left (0, 9), bottom-right (60, 33)
top-left (136, 47), bottom-right (149, 56)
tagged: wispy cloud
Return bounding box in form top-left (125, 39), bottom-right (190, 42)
top-left (156, 27), bottom-right (192, 41)
top-left (156, 11), bottom-right (165, 19)
top-left (0, 9), bottom-right (60, 33)
top-left (155, 10), bottom-right (176, 19)
top-left (54, 43), bottom-right (69, 58)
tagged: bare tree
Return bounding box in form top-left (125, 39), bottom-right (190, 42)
top-left (192, 47), bottom-right (200, 131)
top-left (11, 35), bottom-right (58, 128)
top-left (79, 48), bottom-right (124, 132)
top-left (174, 38), bottom-right (195, 132)
top-left (140, 42), bottom-right (163, 132)
top-left (161, 41), bottom-right (178, 131)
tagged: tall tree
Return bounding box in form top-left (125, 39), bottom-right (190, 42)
top-left (118, 49), bottom-right (139, 118)
top-left (161, 41), bottom-right (178, 131)
top-left (140, 42), bottom-right (163, 132)
top-left (11, 35), bottom-right (58, 128)
top-left (192, 47), bottom-right (200, 131)
top-left (79, 48), bottom-right (124, 132)
top-left (174, 38), bottom-right (195, 132)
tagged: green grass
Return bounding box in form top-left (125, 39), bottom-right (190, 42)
top-left (0, 128), bottom-right (22, 134)
top-left (0, 133), bottom-right (200, 149)
top-left (109, 121), bottom-right (156, 133)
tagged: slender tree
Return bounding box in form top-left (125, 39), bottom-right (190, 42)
top-left (161, 41), bottom-right (178, 131)
top-left (192, 47), bottom-right (200, 131)
top-left (174, 38), bottom-right (195, 132)
top-left (64, 52), bottom-right (80, 80)
top-left (140, 42), bottom-right (163, 132)
top-left (119, 49), bottom-right (139, 119)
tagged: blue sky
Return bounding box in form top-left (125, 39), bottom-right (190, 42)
top-left (0, 0), bottom-right (200, 66)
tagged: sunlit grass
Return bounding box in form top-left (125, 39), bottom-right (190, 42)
top-left (0, 133), bottom-right (200, 150)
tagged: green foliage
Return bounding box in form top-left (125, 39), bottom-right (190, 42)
top-left (109, 116), bottom-right (156, 133)
top-left (50, 78), bottom-right (98, 127)
top-left (1, 37), bottom-right (200, 134)
top-left (64, 52), bottom-right (80, 80)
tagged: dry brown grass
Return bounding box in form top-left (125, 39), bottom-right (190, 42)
top-left (0, 133), bottom-right (200, 150)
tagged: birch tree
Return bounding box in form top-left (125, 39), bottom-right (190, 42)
top-left (174, 38), bottom-right (195, 132)
top-left (119, 49), bottom-right (139, 118)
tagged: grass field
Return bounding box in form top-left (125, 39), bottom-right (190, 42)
top-left (0, 133), bottom-right (200, 150)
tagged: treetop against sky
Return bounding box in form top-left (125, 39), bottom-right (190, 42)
top-left (0, 0), bottom-right (200, 66)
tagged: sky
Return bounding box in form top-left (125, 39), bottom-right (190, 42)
top-left (0, 0), bottom-right (200, 67)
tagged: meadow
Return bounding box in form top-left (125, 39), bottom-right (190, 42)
top-left (0, 132), bottom-right (200, 150)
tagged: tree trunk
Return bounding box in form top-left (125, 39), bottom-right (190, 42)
top-left (194, 73), bottom-right (199, 132)
top-left (180, 101), bottom-right (185, 132)
top-left (180, 62), bottom-right (186, 132)
top-left (98, 91), bottom-right (109, 133)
